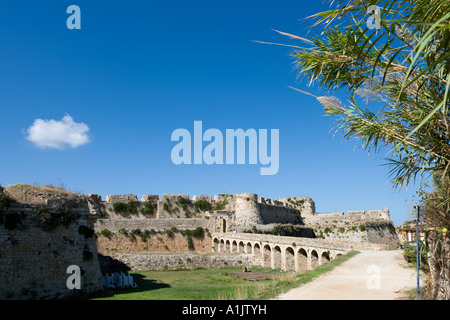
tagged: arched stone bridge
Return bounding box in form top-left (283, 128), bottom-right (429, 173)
top-left (212, 233), bottom-right (351, 272)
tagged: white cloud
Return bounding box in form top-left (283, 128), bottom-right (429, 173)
top-left (25, 115), bottom-right (91, 149)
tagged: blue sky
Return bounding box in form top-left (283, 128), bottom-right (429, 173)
top-left (0, 1), bottom-right (421, 226)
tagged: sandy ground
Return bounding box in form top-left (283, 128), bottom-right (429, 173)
top-left (276, 250), bottom-right (423, 300)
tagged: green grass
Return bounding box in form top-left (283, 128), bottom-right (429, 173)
top-left (90, 251), bottom-right (360, 300)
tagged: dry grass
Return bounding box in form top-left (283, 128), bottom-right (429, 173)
top-left (3, 183), bottom-right (82, 204)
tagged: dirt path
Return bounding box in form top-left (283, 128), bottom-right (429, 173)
top-left (276, 250), bottom-right (423, 300)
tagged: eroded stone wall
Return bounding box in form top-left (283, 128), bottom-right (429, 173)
top-left (0, 203), bottom-right (103, 300)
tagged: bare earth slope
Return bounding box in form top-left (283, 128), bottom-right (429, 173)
top-left (276, 250), bottom-right (423, 300)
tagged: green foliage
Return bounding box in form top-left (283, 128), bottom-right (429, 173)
top-left (213, 199), bottom-right (228, 211)
top-left (275, 0), bottom-right (450, 190)
top-left (184, 227), bottom-right (205, 238)
top-left (113, 202), bottom-right (127, 213)
top-left (193, 199), bottom-right (212, 212)
top-left (163, 202), bottom-right (171, 212)
top-left (359, 224), bottom-right (367, 232)
top-left (186, 235), bottom-right (194, 250)
top-left (177, 197), bottom-right (192, 211)
top-left (37, 207), bottom-right (76, 231)
top-left (140, 201), bottom-right (157, 215)
top-left (113, 201), bottom-right (140, 215)
top-left (403, 242), bottom-right (428, 269)
top-left (119, 228), bottom-right (128, 235)
top-left (0, 193), bottom-right (11, 212)
top-left (166, 229), bottom-right (175, 238)
top-left (100, 228), bottom-right (113, 238)
top-left (140, 230), bottom-right (151, 242)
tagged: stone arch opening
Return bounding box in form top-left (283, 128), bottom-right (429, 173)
top-left (273, 246), bottom-right (282, 270)
top-left (213, 238), bottom-right (219, 252)
top-left (220, 239), bottom-right (225, 253)
top-left (285, 247), bottom-right (295, 271)
top-left (297, 248), bottom-right (308, 271)
top-left (321, 251), bottom-right (330, 264)
top-left (231, 240), bottom-right (238, 253)
top-left (254, 243), bottom-right (261, 265)
top-left (263, 244), bottom-right (272, 268)
top-left (225, 240), bottom-right (231, 252)
top-left (246, 242), bottom-right (252, 254)
top-left (239, 241), bottom-right (245, 253)
top-left (310, 250), bottom-right (319, 269)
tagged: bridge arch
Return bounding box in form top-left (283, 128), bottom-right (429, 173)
top-left (321, 251), bottom-right (330, 264)
top-left (310, 250), bottom-right (319, 269)
top-left (231, 240), bottom-right (238, 253)
top-left (297, 248), bottom-right (308, 271)
top-left (238, 241), bottom-right (245, 253)
top-left (285, 247), bottom-right (295, 271)
top-left (253, 243), bottom-right (261, 264)
top-left (211, 234), bottom-right (348, 272)
top-left (246, 242), bottom-right (252, 254)
top-left (263, 244), bottom-right (271, 268)
top-left (273, 246), bottom-right (282, 270)
top-left (213, 238), bottom-right (219, 252)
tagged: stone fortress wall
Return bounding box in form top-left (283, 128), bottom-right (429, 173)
top-left (0, 186), bottom-right (103, 300)
top-left (95, 191), bottom-right (398, 254)
top-left (0, 184), bottom-right (399, 299)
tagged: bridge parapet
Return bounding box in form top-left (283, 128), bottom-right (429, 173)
top-left (212, 232), bottom-right (352, 272)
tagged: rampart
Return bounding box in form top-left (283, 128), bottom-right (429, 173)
top-left (100, 192), bottom-right (315, 228)
top-left (0, 184), bottom-right (398, 300)
top-left (0, 200), bottom-right (103, 300)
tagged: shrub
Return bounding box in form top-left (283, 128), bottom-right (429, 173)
top-left (37, 207), bottom-right (76, 231)
top-left (163, 202), bottom-right (171, 212)
top-left (100, 228), bottom-right (113, 238)
top-left (0, 193), bottom-right (11, 212)
top-left (359, 224), bottom-right (367, 232)
top-left (140, 230), bottom-right (151, 242)
top-left (140, 201), bottom-right (157, 215)
top-left (193, 199), bottom-right (212, 212)
top-left (113, 202), bottom-right (127, 213)
top-left (118, 228), bottom-right (128, 235)
top-left (166, 229), bottom-right (175, 238)
top-left (213, 199), bottom-right (228, 211)
top-left (184, 227), bottom-right (204, 238)
top-left (113, 201), bottom-right (140, 215)
top-left (177, 197), bottom-right (192, 211)
top-left (186, 235), bottom-right (194, 250)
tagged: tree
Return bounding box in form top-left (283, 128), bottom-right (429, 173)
top-left (264, 0), bottom-right (450, 299)
top-left (261, 0), bottom-right (450, 189)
